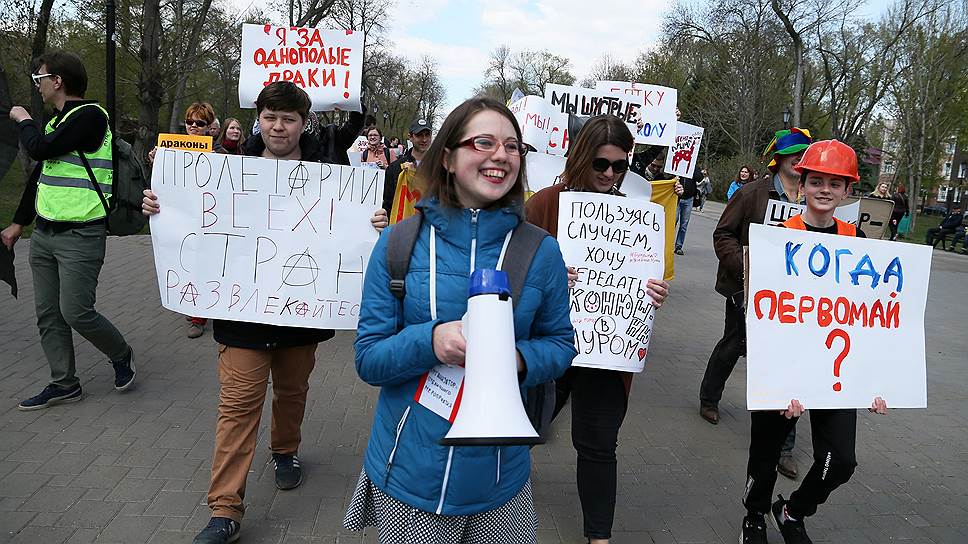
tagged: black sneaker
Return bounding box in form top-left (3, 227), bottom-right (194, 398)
top-left (193, 517), bottom-right (240, 544)
top-left (18, 384), bottom-right (82, 411)
top-left (740, 513), bottom-right (768, 544)
top-left (770, 495), bottom-right (812, 544)
top-left (272, 452), bottom-right (303, 490)
top-left (112, 348), bottom-right (136, 391)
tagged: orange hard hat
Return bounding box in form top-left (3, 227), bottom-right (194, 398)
top-left (793, 139), bottom-right (859, 182)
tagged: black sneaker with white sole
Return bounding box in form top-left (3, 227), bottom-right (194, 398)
top-left (193, 517), bottom-right (240, 544)
top-left (272, 452), bottom-right (303, 490)
top-left (770, 495), bottom-right (813, 544)
top-left (112, 348), bottom-right (136, 391)
top-left (739, 513), bottom-right (767, 544)
top-left (18, 384), bottom-right (82, 411)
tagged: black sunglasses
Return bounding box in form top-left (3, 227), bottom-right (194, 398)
top-left (591, 158), bottom-right (629, 174)
top-left (185, 119), bottom-right (210, 128)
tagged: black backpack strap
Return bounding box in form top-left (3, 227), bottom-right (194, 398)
top-left (503, 222), bottom-right (550, 307)
top-left (384, 147), bottom-right (391, 164)
top-left (386, 214), bottom-right (423, 299)
top-left (77, 151), bottom-right (111, 216)
top-left (361, 148), bottom-right (368, 162)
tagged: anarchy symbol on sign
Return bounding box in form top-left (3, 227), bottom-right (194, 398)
top-left (180, 282), bottom-right (200, 305)
top-left (295, 302), bottom-right (310, 316)
top-left (288, 163), bottom-right (310, 194)
top-left (280, 249), bottom-right (320, 291)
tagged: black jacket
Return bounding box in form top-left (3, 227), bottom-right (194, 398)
top-left (212, 132), bottom-right (338, 350)
top-left (381, 146), bottom-right (417, 211)
top-left (940, 211), bottom-right (964, 230)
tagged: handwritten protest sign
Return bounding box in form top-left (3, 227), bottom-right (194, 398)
top-left (509, 95), bottom-right (566, 155)
top-left (596, 81), bottom-right (677, 146)
top-left (663, 122), bottom-right (703, 178)
top-left (764, 199), bottom-right (860, 227)
top-left (239, 24), bottom-right (363, 112)
top-left (857, 197), bottom-right (895, 239)
top-left (148, 149), bottom-right (383, 329)
top-left (557, 193), bottom-right (665, 372)
top-left (746, 224), bottom-right (930, 409)
top-left (157, 133), bottom-right (212, 153)
top-left (545, 84), bottom-right (645, 149)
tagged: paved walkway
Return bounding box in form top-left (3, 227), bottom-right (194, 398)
top-left (1, 202), bottom-right (966, 543)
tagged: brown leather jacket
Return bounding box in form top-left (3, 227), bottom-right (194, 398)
top-left (713, 176), bottom-right (782, 298)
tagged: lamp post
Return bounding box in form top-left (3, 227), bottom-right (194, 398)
top-left (782, 106), bottom-right (791, 129)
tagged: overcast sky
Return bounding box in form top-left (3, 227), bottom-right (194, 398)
top-left (230, 0), bottom-right (894, 115)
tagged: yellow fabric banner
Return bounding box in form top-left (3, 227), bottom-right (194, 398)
top-left (389, 166), bottom-right (422, 225)
top-left (648, 178), bottom-right (679, 281)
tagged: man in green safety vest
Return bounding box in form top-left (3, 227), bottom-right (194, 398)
top-left (1, 50), bottom-right (135, 410)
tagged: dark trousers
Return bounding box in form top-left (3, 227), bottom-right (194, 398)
top-left (554, 366), bottom-right (628, 540)
top-left (744, 409), bottom-right (857, 519)
top-left (701, 297), bottom-right (796, 453)
top-left (926, 227), bottom-right (956, 247)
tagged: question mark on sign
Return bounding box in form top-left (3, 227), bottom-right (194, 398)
top-left (825, 328), bottom-right (851, 392)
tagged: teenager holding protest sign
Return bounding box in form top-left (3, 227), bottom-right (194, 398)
top-left (525, 115), bottom-right (672, 544)
top-left (699, 128), bottom-right (813, 479)
top-left (740, 139), bottom-right (888, 544)
top-left (143, 82), bottom-right (365, 544)
top-left (343, 97), bottom-right (576, 544)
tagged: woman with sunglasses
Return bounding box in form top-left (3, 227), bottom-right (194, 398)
top-left (343, 97), bottom-right (576, 544)
top-left (525, 114), bottom-right (672, 544)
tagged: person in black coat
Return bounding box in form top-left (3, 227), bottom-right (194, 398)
top-left (925, 204), bottom-right (963, 248)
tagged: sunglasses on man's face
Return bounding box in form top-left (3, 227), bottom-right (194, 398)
top-left (185, 119), bottom-right (210, 128)
top-left (591, 158), bottom-right (629, 174)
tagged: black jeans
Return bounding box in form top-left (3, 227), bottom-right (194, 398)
top-left (744, 409), bottom-right (857, 519)
top-left (700, 297), bottom-right (796, 454)
top-left (700, 296), bottom-right (747, 404)
top-left (555, 366), bottom-right (628, 540)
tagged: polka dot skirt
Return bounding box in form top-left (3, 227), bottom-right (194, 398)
top-left (343, 469), bottom-right (537, 544)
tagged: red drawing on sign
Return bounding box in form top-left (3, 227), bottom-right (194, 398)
top-left (825, 328), bottom-right (851, 392)
top-left (672, 147), bottom-right (694, 173)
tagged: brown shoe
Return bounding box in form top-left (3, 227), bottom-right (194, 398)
top-left (777, 455), bottom-right (798, 480)
top-left (187, 323), bottom-right (204, 339)
top-left (700, 403), bottom-right (719, 425)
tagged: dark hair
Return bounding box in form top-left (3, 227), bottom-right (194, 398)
top-left (36, 50), bottom-right (87, 97)
top-left (366, 126), bottom-right (383, 137)
top-left (255, 82), bottom-right (311, 121)
top-left (561, 115), bottom-right (634, 191)
top-left (417, 96), bottom-right (526, 211)
top-left (737, 165), bottom-right (753, 181)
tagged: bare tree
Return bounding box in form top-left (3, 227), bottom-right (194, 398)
top-left (136, 0), bottom-right (163, 160)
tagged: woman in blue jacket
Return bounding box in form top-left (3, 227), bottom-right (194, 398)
top-left (343, 96), bottom-right (577, 543)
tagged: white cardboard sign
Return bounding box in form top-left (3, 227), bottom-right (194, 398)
top-left (596, 81), bottom-right (677, 146)
top-left (746, 224), bottom-right (930, 410)
top-left (545, 83), bottom-right (645, 149)
top-left (239, 24), bottom-right (363, 112)
top-left (764, 199), bottom-right (860, 227)
top-left (557, 193), bottom-right (665, 372)
top-left (509, 95), bottom-right (568, 155)
top-left (663, 122), bottom-right (703, 178)
top-left (148, 149), bottom-right (383, 329)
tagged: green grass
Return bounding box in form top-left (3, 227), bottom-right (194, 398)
top-left (0, 164), bottom-right (32, 239)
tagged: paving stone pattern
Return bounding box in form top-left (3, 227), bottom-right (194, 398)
top-left (1, 203), bottom-right (966, 543)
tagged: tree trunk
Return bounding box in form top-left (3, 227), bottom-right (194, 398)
top-left (29, 0), bottom-right (56, 127)
top-left (136, 0), bottom-right (164, 161)
top-left (771, 0), bottom-right (804, 126)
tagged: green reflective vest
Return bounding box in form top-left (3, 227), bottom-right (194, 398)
top-left (35, 103), bottom-right (113, 223)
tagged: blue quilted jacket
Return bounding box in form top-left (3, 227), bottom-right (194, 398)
top-left (354, 198), bottom-right (576, 515)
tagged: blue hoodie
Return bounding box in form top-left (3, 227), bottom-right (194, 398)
top-left (354, 198), bottom-right (576, 516)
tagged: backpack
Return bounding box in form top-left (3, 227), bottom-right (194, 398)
top-left (79, 138), bottom-right (149, 236)
top-left (386, 213), bottom-right (559, 441)
top-left (363, 147), bottom-right (392, 165)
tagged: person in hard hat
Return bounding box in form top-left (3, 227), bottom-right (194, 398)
top-left (739, 139), bottom-right (889, 544)
top-left (701, 128), bottom-right (812, 482)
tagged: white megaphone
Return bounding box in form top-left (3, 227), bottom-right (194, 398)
top-left (441, 269), bottom-right (543, 446)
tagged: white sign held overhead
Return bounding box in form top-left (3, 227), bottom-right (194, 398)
top-left (148, 149), bottom-right (383, 329)
top-left (239, 24), bottom-right (363, 112)
top-left (596, 81), bottom-right (678, 146)
top-left (763, 199), bottom-right (860, 227)
top-left (544, 84), bottom-right (645, 150)
top-left (746, 224), bottom-right (930, 410)
top-left (509, 95), bottom-right (567, 155)
top-left (556, 192), bottom-right (665, 373)
top-left (663, 122), bottom-right (704, 178)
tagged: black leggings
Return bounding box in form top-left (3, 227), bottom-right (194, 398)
top-left (744, 409), bottom-right (857, 519)
top-left (555, 366), bottom-right (628, 540)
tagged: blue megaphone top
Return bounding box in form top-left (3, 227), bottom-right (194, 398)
top-left (468, 269), bottom-right (511, 298)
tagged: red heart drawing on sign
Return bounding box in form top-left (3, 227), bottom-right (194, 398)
top-left (637, 348), bottom-right (647, 361)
